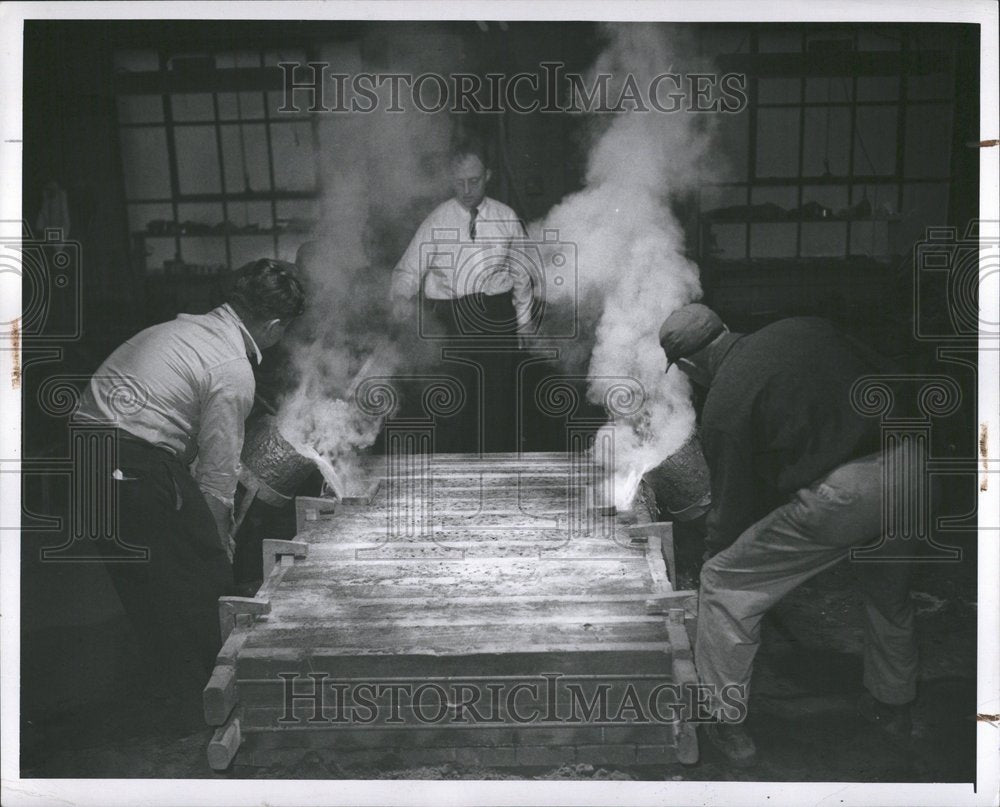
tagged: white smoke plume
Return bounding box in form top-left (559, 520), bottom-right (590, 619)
top-left (530, 23), bottom-right (718, 507)
top-left (275, 28), bottom-right (457, 492)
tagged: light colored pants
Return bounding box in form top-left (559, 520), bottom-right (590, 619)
top-left (695, 449), bottom-right (919, 720)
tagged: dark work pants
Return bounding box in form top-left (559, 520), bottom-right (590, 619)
top-left (422, 292), bottom-right (520, 453)
top-left (100, 436), bottom-right (234, 698)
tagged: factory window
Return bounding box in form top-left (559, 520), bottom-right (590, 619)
top-left (698, 25), bottom-right (957, 263)
top-left (114, 48), bottom-right (320, 285)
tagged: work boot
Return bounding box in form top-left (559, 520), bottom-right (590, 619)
top-left (703, 721), bottom-right (758, 767)
top-left (857, 692), bottom-right (913, 739)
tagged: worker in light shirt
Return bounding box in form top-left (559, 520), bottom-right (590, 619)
top-left (390, 139), bottom-right (534, 452)
top-left (74, 258), bottom-right (306, 707)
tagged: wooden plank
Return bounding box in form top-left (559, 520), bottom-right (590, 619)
top-left (282, 556), bottom-right (651, 580)
top-left (218, 597), bottom-right (270, 642)
top-left (207, 712), bottom-right (242, 771)
top-left (259, 596), bottom-right (656, 627)
top-left (283, 539), bottom-right (646, 561)
top-left (240, 619), bottom-right (671, 653)
top-left (265, 573), bottom-right (655, 600)
top-left (241, 704), bottom-right (675, 733)
top-left (203, 665), bottom-right (237, 726)
top-left (235, 647), bottom-right (672, 679)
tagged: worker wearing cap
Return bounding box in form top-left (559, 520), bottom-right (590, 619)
top-left (658, 304), bottom-right (918, 766)
top-left (75, 259), bottom-right (306, 714)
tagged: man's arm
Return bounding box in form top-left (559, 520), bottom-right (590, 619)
top-left (193, 362), bottom-right (254, 559)
top-left (203, 492), bottom-right (235, 562)
top-left (390, 220), bottom-right (429, 319)
top-left (505, 217), bottom-right (535, 346)
top-left (701, 427), bottom-right (757, 555)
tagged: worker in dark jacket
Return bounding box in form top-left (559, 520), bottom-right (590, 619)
top-left (658, 304), bottom-right (918, 766)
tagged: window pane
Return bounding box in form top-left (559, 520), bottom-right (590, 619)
top-left (802, 107), bottom-right (851, 177)
top-left (216, 51), bottom-right (262, 69)
top-left (904, 104), bottom-right (952, 178)
top-left (804, 77), bottom-right (851, 103)
top-left (114, 50), bottom-right (160, 71)
top-left (751, 185), bottom-right (796, 214)
top-left (850, 221), bottom-right (890, 257)
top-left (715, 110), bottom-right (749, 180)
top-left (856, 76), bottom-right (899, 102)
top-left (220, 124), bottom-right (271, 193)
top-left (270, 122), bottom-right (317, 191)
top-left (801, 185), bottom-right (848, 216)
top-left (276, 198), bottom-right (319, 231)
top-left (851, 183), bottom-right (899, 217)
top-left (908, 72), bottom-right (953, 100)
top-left (268, 90), bottom-right (309, 118)
top-left (700, 185), bottom-right (748, 215)
top-left (897, 182), bottom-right (949, 251)
top-left (800, 222), bottom-right (846, 256)
top-left (218, 92), bottom-right (266, 120)
top-left (277, 232), bottom-right (313, 263)
top-left (120, 127), bottom-right (171, 199)
top-left (857, 29), bottom-right (901, 50)
top-left (118, 95), bottom-right (164, 124)
top-left (699, 26), bottom-right (750, 55)
top-left (229, 234), bottom-right (276, 269)
top-left (142, 236), bottom-right (177, 274)
top-left (228, 201), bottom-right (274, 231)
top-left (172, 93), bottom-right (215, 121)
top-left (757, 77), bottom-right (800, 104)
top-left (179, 236), bottom-right (227, 269)
top-left (128, 204), bottom-right (173, 236)
top-left (750, 222), bottom-right (797, 257)
top-left (705, 223), bottom-right (746, 259)
top-left (757, 29), bottom-right (802, 52)
top-left (755, 108), bottom-right (800, 177)
top-left (177, 203), bottom-right (224, 231)
top-left (174, 126), bottom-right (222, 194)
top-left (853, 106), bottom-right (897, 176)
top-left (264, 49), bottom-right (307, 67)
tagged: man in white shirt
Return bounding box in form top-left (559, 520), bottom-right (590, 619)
top-left (75, 258), bottom-right (305, 709)
top-left (390, 140), bottom-right (533, 452)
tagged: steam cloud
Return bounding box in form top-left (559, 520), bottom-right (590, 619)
top-left (275, 23), bottom-right (719, 504)
top-left (530, 23), bottom-right (717, 507)
top-left (275, 29), bottom-right (455, 491)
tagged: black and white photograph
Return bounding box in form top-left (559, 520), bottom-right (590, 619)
top-left (1, 2), bottom-right (997, 805)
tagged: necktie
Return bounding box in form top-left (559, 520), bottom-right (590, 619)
top-left (469, 206), bottom-right (478, 241)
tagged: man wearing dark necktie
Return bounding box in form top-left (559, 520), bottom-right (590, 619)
top-left (391, 139), bottom-right (533, 453)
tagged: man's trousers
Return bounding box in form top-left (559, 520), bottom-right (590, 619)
top-left (100, 435), bottom-right (234, 697)
top-left (695, 448), bottom-right (919, 719)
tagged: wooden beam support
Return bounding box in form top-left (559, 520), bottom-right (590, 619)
top-left (261, 538), bottom-right (308, 579)
top-left (218, 596), bottom-right (270, 642)
top-left (628, 522), bottom-right (677, 589)
top-left (207, 711), bottom-right (242, 771)
top-left (667, 607), bottom-right (700, 765)
top-left (295, 495), bottom-right (336, 532)
top-left (203, 664), bottom-right (237, 726)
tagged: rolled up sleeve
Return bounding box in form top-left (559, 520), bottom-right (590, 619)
top-left (390, 221), bottom-right (429, 303)
top-left (194, 359), bottom-right (255, 507)
top-left (505, 217), bottom-right (534, 330)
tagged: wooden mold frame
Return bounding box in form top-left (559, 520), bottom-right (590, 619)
top-left (203, 538), bottom-right (308, 771)
top-left (203, 479), bottom-right (701, 771)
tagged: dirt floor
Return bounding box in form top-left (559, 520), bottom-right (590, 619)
top-left (19, 546), bottom-right (978, 784)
